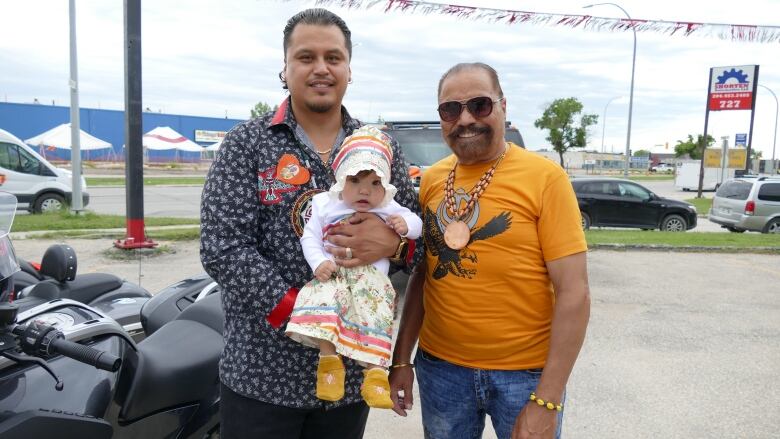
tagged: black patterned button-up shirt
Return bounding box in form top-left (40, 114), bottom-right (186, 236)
top-left (200, 97), bottom-right (421, 409)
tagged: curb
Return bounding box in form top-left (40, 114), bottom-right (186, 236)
top-left (589, 243), bottom-right (780, 254)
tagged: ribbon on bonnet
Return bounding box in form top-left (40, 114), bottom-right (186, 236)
top-left (329, 125), bottom-right (397, 207)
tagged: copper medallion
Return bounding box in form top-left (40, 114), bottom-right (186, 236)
top-left (444, 221), bottom-right (470, 250)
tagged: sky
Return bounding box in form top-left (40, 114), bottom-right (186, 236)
top-left (1, 0), bottom-right (779, 158)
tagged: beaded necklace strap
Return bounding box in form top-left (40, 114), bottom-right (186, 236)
top-left (445, 143), bottom-right (508, 220)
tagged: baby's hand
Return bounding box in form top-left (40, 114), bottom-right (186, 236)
top-left (386, 214), bottom-right (409, 236)
top-left (315, 260), bottom-right (338, 281)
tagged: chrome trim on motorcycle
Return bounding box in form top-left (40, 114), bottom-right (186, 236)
top-left (195, 282), bottom-right (219, 302)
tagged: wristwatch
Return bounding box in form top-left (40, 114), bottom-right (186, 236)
top-left (389, 236), bottom-right (409, 265)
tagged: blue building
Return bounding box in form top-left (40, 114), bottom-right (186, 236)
top-left (0, 102), bottom-right (245, 161)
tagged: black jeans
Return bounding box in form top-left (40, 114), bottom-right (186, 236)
top-left (220, 383), bottom-right (369, 439)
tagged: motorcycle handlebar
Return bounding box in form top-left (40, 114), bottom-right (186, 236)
top-left (48, 336), bottom-right (122, 372)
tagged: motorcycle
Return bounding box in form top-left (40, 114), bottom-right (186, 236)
top-left (13, 244), bottom-right (223, 342)
top-left (0, 192), bottom-right (223, 439)
top-left (13, 244), bottom-right (152, 341)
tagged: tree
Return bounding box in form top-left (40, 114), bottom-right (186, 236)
top-left (674, 134), bottom-right (715, 159)
top-left (534, 97), bottom-right (598, 167)
top-left (250, 101), bottom-right (273, 119)
top-left (633, 149), bottom-right (651, 157)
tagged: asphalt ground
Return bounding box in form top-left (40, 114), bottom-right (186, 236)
top-left (11, 238), bottom-right (779, 438)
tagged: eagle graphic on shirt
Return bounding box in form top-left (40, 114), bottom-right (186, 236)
top-left (424, 204), bottom-right (512, 280)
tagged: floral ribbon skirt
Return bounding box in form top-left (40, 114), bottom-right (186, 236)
top-left (286, 265), bottom-right (395, 367)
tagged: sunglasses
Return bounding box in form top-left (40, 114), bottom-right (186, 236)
top-left (437, 96), bottom-right (504, 122)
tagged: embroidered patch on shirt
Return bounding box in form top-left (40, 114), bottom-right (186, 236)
top-left (291, 189), bottom-right (325, 237)
top-left (276, 153), bottom-right (311, 186)
top-left (258, 167), bottom-right (297, 205)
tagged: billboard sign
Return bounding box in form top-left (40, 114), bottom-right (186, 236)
top-left (735, 133), bottom-right (747, 147)
top-left (194, 129), bottom-right (227, 143)
top-left (704, 148), bottom-right (722, 168)
top-left (727, 149), bottom-right (747, 169)
top-left (708, 65), bottom-right (758, 111)
top-left (704, 148), bottom-right (747, 168)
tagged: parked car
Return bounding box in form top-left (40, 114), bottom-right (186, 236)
top-left (0, 128), bottom-right (89, 213)
top-left (571, 177), bottom-right (697, 231)
top-left (377, 121), bottom-right (525, 188)
top-left (707, 176), bottom-right (780, 233)
top-left (650, 163), bottom-right (674, 173)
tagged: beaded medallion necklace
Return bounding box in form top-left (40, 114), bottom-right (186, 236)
top-left (443, 143), bottom-right (509, 250)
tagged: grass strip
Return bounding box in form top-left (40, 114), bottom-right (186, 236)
top-left (585, 229), bottom-right (780, 249)
top-left (685, 197), bottom-right (713, 213)
top-left (29, 227), bottom-right (200, 241)
top-left (13, 211), bottom-right (199, 232)
top-left (627, 175), bottom-right (675, 181)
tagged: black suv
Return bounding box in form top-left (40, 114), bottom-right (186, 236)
top-left (571, 177), bottom-right (698, 232)
top-left (378, 121), bottom-right (525, 187)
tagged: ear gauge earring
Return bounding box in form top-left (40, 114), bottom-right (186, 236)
top-left (279, 70), bottom-right (288, 89)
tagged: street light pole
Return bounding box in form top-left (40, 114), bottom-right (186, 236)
top-left (584, 3), bottom-right (636, 177)
top-left (601, 96), bottom-right (622, 153)
top-left (758, 84), bottom-right (778, 175)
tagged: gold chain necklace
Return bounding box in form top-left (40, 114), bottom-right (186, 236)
top-left (315, 147), bottom-right (332, 155)
top-left (443, 144), bottom-right (508, 250)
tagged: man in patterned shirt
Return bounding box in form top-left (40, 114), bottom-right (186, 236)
top-left (200, 8), bottom-right (420, 439)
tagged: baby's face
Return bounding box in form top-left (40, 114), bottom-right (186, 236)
top-left (341, 170), bottom-right (385, 212)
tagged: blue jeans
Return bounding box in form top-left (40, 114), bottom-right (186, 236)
top-left (415, 349), bottom-right (564, 439)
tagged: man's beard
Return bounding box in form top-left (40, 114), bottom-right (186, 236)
top-left (305, 100), bottom-right (335, 114)
top-left (447, 123), bottom-right (495, 161)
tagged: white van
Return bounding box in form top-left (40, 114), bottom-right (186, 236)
top-left (0, 128), bottom-right (89, 213)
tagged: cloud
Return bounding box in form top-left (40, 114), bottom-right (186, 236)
top-left (1, 0), bottom-right (778, 157)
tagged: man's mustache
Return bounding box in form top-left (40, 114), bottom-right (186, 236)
top-left (448, 124), bottom-right (491, 140)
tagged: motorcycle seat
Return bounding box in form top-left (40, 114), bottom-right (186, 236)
top-left (119, 294), bottom-right (224, 422)
top-left (54, 274), bottom-right (126, 305)
top-left (27, 275), bottom-right (126, 306)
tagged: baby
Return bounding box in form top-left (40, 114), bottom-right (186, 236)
top-left (286, 125), bottom-right (422, 409)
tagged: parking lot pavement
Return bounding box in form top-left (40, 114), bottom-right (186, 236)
top-left (13, 238), bottom-right (779, 438)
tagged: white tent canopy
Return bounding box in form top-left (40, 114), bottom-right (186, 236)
top-left (24, 123), bottom-right (112, 150)
top-left (142, 126), bottom-right (203, 152)
top-left (205, 139), bottom-right (221, 151)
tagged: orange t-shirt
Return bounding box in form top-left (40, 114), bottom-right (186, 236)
top-left (418, 144), bottom-right (587, 370)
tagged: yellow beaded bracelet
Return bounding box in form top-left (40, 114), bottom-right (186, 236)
top-left (529, 392), bottom-right (563, 412)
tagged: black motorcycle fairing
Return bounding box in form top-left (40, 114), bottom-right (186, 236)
top-left (23, 281), bottom-right (59, 301)
top-left (11, 269), bottom-right (40, 292)
top-left (17, 260), bottom-right (41, 281)
top-left (14, 260), bottom-right (43, 291)
top-left (119, 294), bottom-right (223, 422)
top-left (140, 272), bottom-right (216, 336)
top-left (9, 295), bottom-right (51, 314)
top-left (113, 404), bottom-right (202, 439)
top-left (0, 335), bottom-right (127, 418)
top-left (176, 292), bottom-right (224, 335)
top-left (0, 409), bottom-right (113, 439)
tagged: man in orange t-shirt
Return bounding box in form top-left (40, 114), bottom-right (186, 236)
top-left (389, 63), bottom-right (590, 439)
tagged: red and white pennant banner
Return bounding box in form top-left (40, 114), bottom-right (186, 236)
top-left (305, 0), bottom-right (780, 43)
